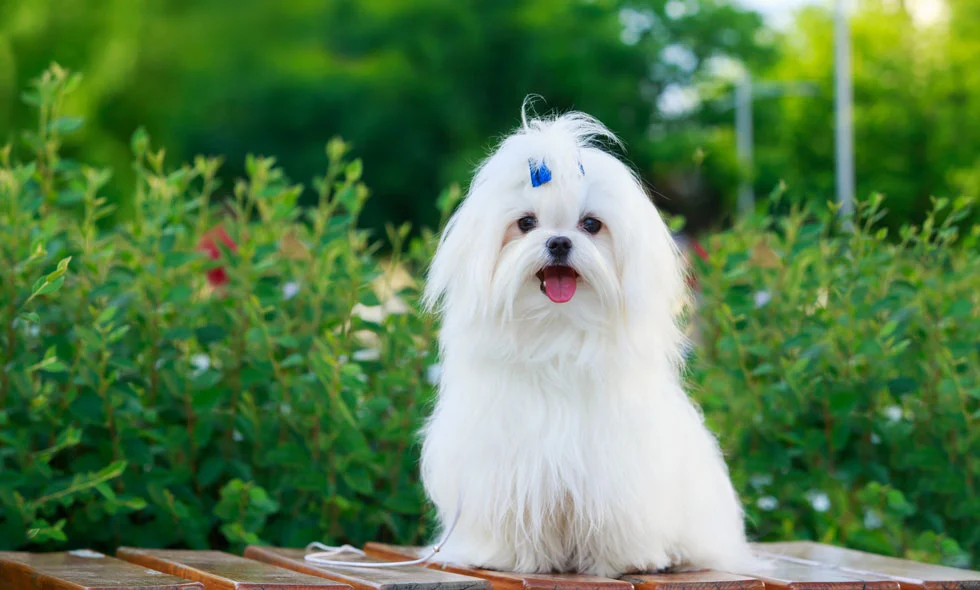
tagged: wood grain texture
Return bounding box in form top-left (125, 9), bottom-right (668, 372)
top-left (0, 550), bottom-right (205, 590)
top-left (362, 543), bottom-right (634, 590)
top-left (738, 554), bottom-right (901, 590)
top-left (244, 546), bottom-right (490, 590)
top-left (621, 570), bottom-right (764, 590)
top-left (115, 548), bottom-right (349, 590)
top-left (759, 542), bottom-right (980, 590)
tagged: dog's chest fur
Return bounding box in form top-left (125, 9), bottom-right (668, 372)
top-left (453, 358), bottom-right (668, 521)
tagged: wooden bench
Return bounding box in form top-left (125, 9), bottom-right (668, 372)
top-left (244, 545), bottom-right (490, 590)
top-left (115, 547), bottom-right (346, 590)
top-left (362, 542), bottom-right (980, 590)
top-left (363, 543), bottom-right (635, 590)
top-left (0, 550), bottom-right (205, 590)
top-left (1, 542), bottom-right (976, 590)
top-left (759, 542), bottom-right (980, 590)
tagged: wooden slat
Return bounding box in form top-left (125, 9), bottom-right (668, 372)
top-left (622, 570), bottom-right (764, 590)
top-left (116, 548), bottom-right (350, 590)
top-left (0, 550), bottom-right (204, 590)
top-left (363, 543), bottom-right (634, 590)
top-left (759, 542), bottom-right (980, 590)
top-left (244, 546), bottom-right (490, 590)
top-left (738, 553), bottom-right (901, 590)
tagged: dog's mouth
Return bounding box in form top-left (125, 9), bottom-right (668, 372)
top-left (536, 265), bottom-right (579, 303)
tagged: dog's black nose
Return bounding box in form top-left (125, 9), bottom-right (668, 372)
top-left (546, 236), bottom-right (572, 258)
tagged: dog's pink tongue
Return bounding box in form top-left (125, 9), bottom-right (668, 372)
top-left (543, 266), bottom-right (577, 303)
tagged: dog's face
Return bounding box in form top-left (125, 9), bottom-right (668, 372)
top-left (492, 157), bottom-right (620, 321)
top-left (425, 113), bottom-right (686, 351)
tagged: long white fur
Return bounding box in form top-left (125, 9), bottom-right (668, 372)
top-left (420, 109), bottom-right (756, 577)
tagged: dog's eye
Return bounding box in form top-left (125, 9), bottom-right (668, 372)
top-left (517, 215), bottom-right (537, 233)
top-left (580, 217), bottom-right (602, 235)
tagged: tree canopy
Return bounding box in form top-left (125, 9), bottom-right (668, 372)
top-left (1, 0), bottom-right (976, 233)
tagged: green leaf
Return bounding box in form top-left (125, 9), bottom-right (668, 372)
top-left (26, 518), bottom-right (68, 543)
top-left (107, 325), bottom-right (130, 343)
top-left (36, 275), bottom-right (65, 296)
top-left (17, 311), bottom-right (40, 324)
top-left (345, 159), bottom-right (363, 182)
top-left (195, 324), bottom-right (226, 345)
top-left (26, 257), bottom-right (72, 303)
top-left (167, 285), bottom-right (193, 304)
top-left (55, 190), bottom-right (85, 205)
top-left (879, 320), bottom-right (899, 339)
top-left (48, 116), bottom-right (84, 134)
top-left (280, 353), bottom-right (304, 368)
top-left (383, 488), bottom-right (423, 515)
top-left (163, 252), bottom-right (196, 268)
top-left (276, 335), bottom-right (299, 349)
top-left (198, 456), bottom-right (225, 487)
top-left (191, 370), bottom-right (224, 392)
top-left (96, 306), bottom-right (118, 326)
top-left (95, 482), bottom-right (119, 504)
top-left (192, 383), bottom-right (224, 409)
top-left (32, 461), bottom-right (128, 507)
top-left (122, 496), bottom-right (148, 511)
top-left (21, 90), bottom-right (41, 107)
top-left (341, 465), bottom-right (374, 495)
top-left (70, 392), bottom-right (104, 423)
top-left (131, 127), bottom-right (150, 155)
top-left (40, 358), bottom-right (69, 373)
top-left (52, 256), bottom-right (72, 278)
top-left (248, 485), bottom-right (280, 513)
top-left (36, 427), bottom-right (82, 461)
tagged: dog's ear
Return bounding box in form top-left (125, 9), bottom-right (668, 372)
top-left (616, 175), bottom-right (689, 364)
top-left (423, 189), bottom-right (500, 319)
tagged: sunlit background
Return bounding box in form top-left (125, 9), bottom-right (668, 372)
top-left (1, 0), bottom-right (976, 235)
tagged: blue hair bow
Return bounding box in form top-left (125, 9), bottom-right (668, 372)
top-left (529, 160), bottom-right (552, 187)
top-left (528, 159), bottom-right (584, 187)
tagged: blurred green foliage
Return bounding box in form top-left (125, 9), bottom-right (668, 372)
top-left (1, 65), bottom-right (445, 551)
top-left (693, 192), bottom-right (979, 568)
top-left (4, 1), bottom-right (977, 235)
top-left (0, 0), bottom-right (774, 232)
top-left (2, 68), bottom-right (978, 567)
top-left (749, 0), bottom-right (980, 229)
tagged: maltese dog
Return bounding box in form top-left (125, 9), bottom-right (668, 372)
top-left (419, 108), bottom-right (753, 577)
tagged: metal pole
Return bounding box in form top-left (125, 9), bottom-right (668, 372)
top-left (835, 0), bottom-right (855, 218)
top-left (735, 73), bottom-right (754, 214)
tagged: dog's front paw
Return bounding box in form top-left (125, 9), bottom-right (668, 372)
top-left (620, 552), bottom-right (675, 576)
top-left (587, 561), bottom-right (625, 579)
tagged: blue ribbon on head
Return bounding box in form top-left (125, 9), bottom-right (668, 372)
top-left (528, 159), bottom-right (585, 188)
top-left (529, 159), bottom-right (552, 187)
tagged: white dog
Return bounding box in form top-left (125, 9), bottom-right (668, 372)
top-left (419, 109), bottom-right (754, 577)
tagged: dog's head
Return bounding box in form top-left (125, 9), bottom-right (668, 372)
top-left (425, 109), bottom-right (687, 356)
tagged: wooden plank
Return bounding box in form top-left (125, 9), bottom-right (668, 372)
top-left (0, 550), bottom-right (205, 590)
top-left (244, 545), bottom-right (490, 590)
top-left (759, 542), bottom-right (980, 590)
top-left (737, 553), bottom-right (901, 590)
top-left (116, 548), bottom-right (350, 590)
top-left (363, 543), bottom-right (634, 590)
top-left (622, 570), bottom-right (764, 590)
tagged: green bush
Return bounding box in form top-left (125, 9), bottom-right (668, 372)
top-left (1, 67), bottom-right (977, 569)
top-left (692, 192), bottom-right (979, 567)
top-left (0, 65), bottom-right (453, 552)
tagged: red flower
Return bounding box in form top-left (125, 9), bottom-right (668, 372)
top-left (690, 238), bottom-right (709, 262)
top-left (198, 225), bottom-right (238, 287)
top-left (684, 238), bottom-right (708, 292)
